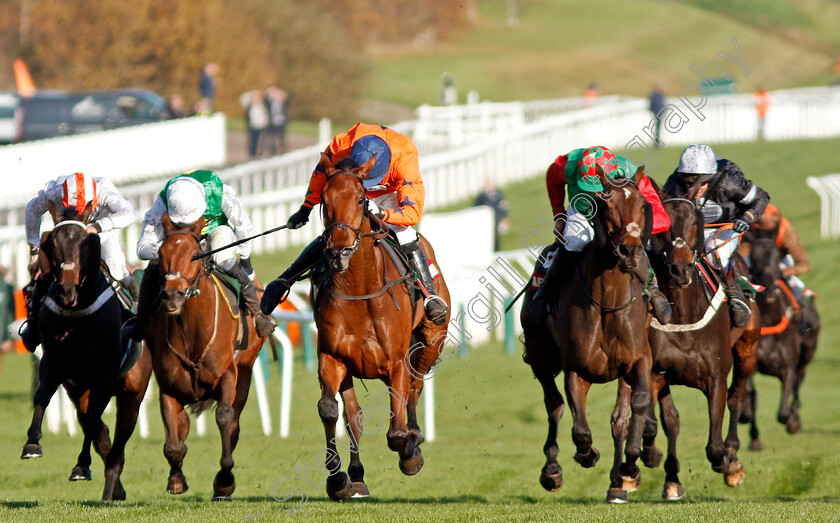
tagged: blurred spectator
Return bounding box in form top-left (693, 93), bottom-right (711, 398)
top-left (473, 178), bottom-right (510, 251)
top-left (192, 97), bottom-right (212, 116)
top-left (648, 83), bottom-right (666, 147)
top-left (240, 90), bottom-right (270, 158)
top-left (166, 95), bottom-right (186, 119)
top-left (199, 63), bottom-right (219, 109)
top-left (439, 72), bottom-right (458, 106)
top-left (753, 86), bottom-right (769, 140)
top-left (0, 265), bottom-right (16, 354)
top-left (264, 86), bottom-right (289, 155)
top-left (584, 82), bottom-right (599, 107)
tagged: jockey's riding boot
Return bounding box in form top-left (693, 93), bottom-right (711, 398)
top-left (723, 269), bottom-right (752, 328)
top-left (227, 263), bottom-right (277, 338)
top-left (20, 277), bottom-right (48, 353)
top-left (262, 236), bottom-right (326, 312)
top-left (121, 265), bottom-right (161, 342)
top-left (634, 263), bottom-right (672, 325)
top-left (529, 280), bottom-right (549, 324)
top-left (404, 241), bottom-right (448, 325)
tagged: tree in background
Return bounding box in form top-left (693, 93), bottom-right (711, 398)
top-left (1, 0), bottom-right (471, 122)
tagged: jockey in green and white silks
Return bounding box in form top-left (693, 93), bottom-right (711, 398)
top-left (123, 170), bottom-right (276, 341)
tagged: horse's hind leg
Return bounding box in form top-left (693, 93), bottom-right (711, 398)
top-left (318, 354), bottom-right (354, 501)
top-left (642, 374), bottom-right (665, 469)
top-left (21, 359), bottom-right (61, 459)
top-left (564, 371), bottom-right (598, 468)
top-left (69, 391), bottom-right (111, 482)
top-left (161, 393), bottom-right (190, 495)
top-left (535, 372), bottom-right (565, 492)
top-left (743, 377), bottom-right (762, 451)
top-left (385, 364), bottom-right (421, 476)
top-left (777, 367), bottom-right (799, 433)
top-left (658, 384), bottom-right (684, 500)
top-left (727, 332), bottom-right (758, 455)
top-left (212, 368), bottom-right (238, 501)
top-left (339, 378), bottom-right (369, 497)
top-left (606, 380), bottom-right (633, 504)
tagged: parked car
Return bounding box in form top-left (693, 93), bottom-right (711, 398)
top-left (0, 92), bottom-right (20, 144)
top-left (14, 89), bottom-right (169, 142)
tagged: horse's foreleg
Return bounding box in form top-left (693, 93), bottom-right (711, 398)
top-left (212, 368), bottom-right (238, 500)
top-left (658, 384), bottom-right (684, 500)
top-left (607, 380), bottom-right (633, 503)
top-left (72, 388), bottom-right (111, 483)
top-left (564, 371), bottom-right (598, 468)
top-left (160, 392), bottom-right (189, 495)
top-left (624, 357), bottom-right (651, 464)
top-left (21, 360), bottom-right (61, 459)
top-left (230, 362), bottom-right (253, 451)
top-left (103, 350), bottom-right (152, 501)
top-left (318, 354), bottom-right (353, 501)
top-left (642, 374), bottom-right (665, 469)
top-left (339, 378), bottom-right (368, 497)
top-left (536, 373), bottom-right (565, 492)
top-left (706, 377), bottom-right (732, 479)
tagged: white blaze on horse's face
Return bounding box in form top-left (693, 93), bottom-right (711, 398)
top-left (60, 262), bottom-right (77, 272)
top-left (624, 188), bottom-right (632, 199)
top-left (625, 222), bottom-right (642, 238)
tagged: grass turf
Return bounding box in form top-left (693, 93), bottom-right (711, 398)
top-left (3, 138), bottom-right (840, 521)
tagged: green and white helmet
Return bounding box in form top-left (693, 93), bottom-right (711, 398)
top-left (677, 144), bottom-right (717, 183)
top-left (166, 177), bottom-right (206, 226)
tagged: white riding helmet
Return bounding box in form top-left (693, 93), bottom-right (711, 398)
top-left (677, 144), bottom-right (717, 182)
top-left (166, 177), bottom-right (206, 226)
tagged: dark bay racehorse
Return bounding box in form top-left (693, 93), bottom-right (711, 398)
top-left (521, 166), bottom-right (653, 503)
top-left (740, 235), bottom-right (819, 448)
top-left (20, 202), bottom-right (153, 501)
top-left (312, 154), bottom-right (451, 501)
top-left (145, 214), bottom-right (266, 500)
top-left (643, 194), bottom-right (760, 499)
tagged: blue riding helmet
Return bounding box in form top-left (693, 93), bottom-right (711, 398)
top-left (351, 135), bottom-right (392, 188)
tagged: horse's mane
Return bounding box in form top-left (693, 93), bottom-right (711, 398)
top-left (334, 157), bottom-right (358, 171)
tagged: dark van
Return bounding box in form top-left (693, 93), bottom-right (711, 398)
top-left (16, 89), bottom-right (168, 142)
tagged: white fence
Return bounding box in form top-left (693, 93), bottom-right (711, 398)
top-left (807, 174), bottom-right (840, 239)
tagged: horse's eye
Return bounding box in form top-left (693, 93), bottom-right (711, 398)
top-left (358, 196), bottom-right (365, 205)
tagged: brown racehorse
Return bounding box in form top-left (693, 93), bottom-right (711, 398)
top-left (20, 202), bottom-right (153, 501)
top-left (642, 194), bottom-right (759, 499)
top-left (740, 235), bottom-right (820, 449)
top-left (521, 166), bottom-right (653, 503)
top-left (312, 154), bottom-right (450, 501)
top-left (145, 214), bottom-right (266, 500)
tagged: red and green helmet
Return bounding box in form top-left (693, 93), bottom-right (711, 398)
top-left (577, 145), bottom-right (618, 192)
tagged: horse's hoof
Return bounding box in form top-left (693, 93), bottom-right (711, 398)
top-left (166, 474), bottom-right (189, 495)
top-left (21, 444), bottom-right (43, 459)
top-left (748, 439), bottom-right (763, 451)
top-left (69, 466), bottom-right (92, 481)
top-left (621, 470), bottom-right (641, 492)
top-left (539, 469), bottom-right (563, 491)
top-left (351, 481), bottom-right (370, 498)
top-left (641, 446), bottom-right (663, 468)
top-left (661, 481), bottom-right (685, 501)
top-left (212, 471), bottom-right (236, 500)
top-left (399, 452), bottom-right (424, 476)
top-left (606, 487), bottom-right (628, 504)
top-left (724, 461), bottom-right (745, 487)
top-left (326, 472), bottom-right (354, 502)
top-left (573, 447), bottom-right (600, 468)
top-left (786, 418), bottom-right (802, 434)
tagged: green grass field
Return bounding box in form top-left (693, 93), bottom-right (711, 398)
top-left (3, 138), bottom-right (840, 521)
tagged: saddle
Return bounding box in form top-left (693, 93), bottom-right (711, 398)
top-left (208, 267), bottom-right (250, 356)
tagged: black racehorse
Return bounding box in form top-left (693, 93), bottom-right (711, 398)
top-left (20, 202), bottom-right (152, 500)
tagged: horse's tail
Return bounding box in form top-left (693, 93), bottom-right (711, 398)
top-left (188, 398), bottom-right (216, 417)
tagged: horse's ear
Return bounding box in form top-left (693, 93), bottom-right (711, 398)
top-left (685, 178), bottom-right (704, 200)
top-left (162, 213), bottom-right (173, 231)
top-left (634, 165), bottom-right (646, 185)
top-left (81, 231), bottom-right (102, 279)
top-left (39, 234), bottom-right (53, 276)
top-left (193, 216), bottom-right (206, 234)
top-left (79, 200), bottom-right (94, 223)
top-left (320, 153), bottom-right (337, 177)
top-left (356, 154), bottom-right (377, 180)
top-left (48, 201), bottom-right (60, 224)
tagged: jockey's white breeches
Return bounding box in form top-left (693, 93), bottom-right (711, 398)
top-left (368, 193), bottom-right (419, 245)
top-left (99, 230), bottom-right (131, 285)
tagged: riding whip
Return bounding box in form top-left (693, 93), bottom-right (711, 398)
top-left (192, 224), bottom-right (290, 261)
top-left (504, 282), bottom-right (530, 313)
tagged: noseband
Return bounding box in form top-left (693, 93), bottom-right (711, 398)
top-left (661, 198), bottom-right (700, 267)
top-left (162, 228), bottom-right (204, 299)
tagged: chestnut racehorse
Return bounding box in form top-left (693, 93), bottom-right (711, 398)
top-left (643, 194), bottom-right (759, 499)
top-left (521, 166), bottom-right (653, 503)
top-left (740, 234), bottom-right (819, 449)
top-left (312, 154), bottom-right (450, 501)
top-left (20, 202), bottom-right (153, 501)
top-left (145, 214), bottom-right (266, 500)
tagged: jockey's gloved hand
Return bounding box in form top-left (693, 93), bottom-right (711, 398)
top-left (240, 257), bottom-right (255, 278)
top-left (260, 278), bottom-right (289, 315)
top-left (732, 219), bottom-right (750, 233)
top-left (287, 205), bottom-right (312, 230)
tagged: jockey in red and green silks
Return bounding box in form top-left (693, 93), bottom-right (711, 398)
top-left (532, 145), bottom-right (673, 324)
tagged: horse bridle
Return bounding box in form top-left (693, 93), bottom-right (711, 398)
top-left (47, 220), bottom-right (91, 286)
top-left (320, 171), bottom-right (388, 262)
top-left (595, 179), bottom-right (644, 256)
top-left (162, 228), bottom-right (204, 299)
top-left (660, 198), bottom-right (700, 267)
